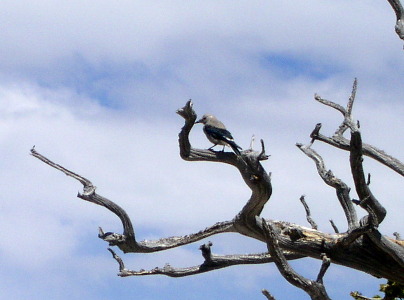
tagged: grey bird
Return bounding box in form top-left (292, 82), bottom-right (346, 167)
top-left (196, 114), bottom-right (242, 155)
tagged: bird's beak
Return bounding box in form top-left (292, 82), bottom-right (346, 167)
top-left (195, 119), bottom-right (202, 124)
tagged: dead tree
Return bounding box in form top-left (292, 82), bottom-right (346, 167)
top-left (31, 80), bottom-right (403, 299)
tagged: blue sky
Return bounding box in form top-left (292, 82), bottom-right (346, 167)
top-left (1, 1), bottom-right (403, 299)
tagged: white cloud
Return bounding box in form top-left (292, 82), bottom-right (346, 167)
top-left (1, 1), bottom-right (402, 78)
top-left (0, 1), bottom-right (403, 299)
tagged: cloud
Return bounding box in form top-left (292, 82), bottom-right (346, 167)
top-left (0, 1), bottom-right (403, 299)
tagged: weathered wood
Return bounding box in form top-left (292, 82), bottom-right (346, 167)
top-left (31, 82), bottom-right (404, 299)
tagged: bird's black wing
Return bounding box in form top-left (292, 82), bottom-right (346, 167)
top-left (204, 125), bottom-right (242, 155)
top-left (204, 125), bottom-right (234, 141)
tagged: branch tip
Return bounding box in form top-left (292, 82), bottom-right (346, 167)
top-left (310, 123), bottom-right (322, 144)
top-left (393, 232), bottom-right (401, 240)
top-left (258, 139), bottom-right (270, 160)
top-left (200, 241), bottom-right (213, 263)
top-left (329, 220), bottom-right (339, 233)
top-left (347, 78), bottom-right (358, 116)
top-left (108, 248), bottom-right (126, 272)
top-left (262, 289), bottom-right (276, 300)
top-left (366, 173), bottom-right (371, 186)
top-left (299, 195), bottom-right (318, 230)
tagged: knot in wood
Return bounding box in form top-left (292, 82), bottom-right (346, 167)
top-left (285, 228), bottom-right (307, 241)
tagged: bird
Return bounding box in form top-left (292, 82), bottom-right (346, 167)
top-left (195, 114), bottom-right (242, 155)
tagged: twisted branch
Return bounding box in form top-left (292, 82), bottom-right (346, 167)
top-left (30, 92), bottom-right (404, 298)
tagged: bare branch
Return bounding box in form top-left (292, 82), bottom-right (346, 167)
top-left (31, 146), bottom-right (242, 254)
top-left (108, 248), bottom-right (126, 272)
top-left (309, 123), bottom-right (322, 145)
top-left (30, 146), bottom-right (95, 194)
top-left (312, 132), bottom-right (404, 176)
top-left (336, 225), bottom-right (372, 247)
top-left (387, 0), bottom-right (404, 42)
top-left (346, 78), bottom-right (358, 118)
top-left (366, 231), bottom-right (404, 269)
top-left (109, 245), bottom-right (302, 278)
top-left (334, 78), bottom-right (358, 136)
top-left (258, 139), bottom-right (270, 161)
top-left (262, 289), bottom-right (276, 300)
top-left (316, 253), bottom-right (331, 284)
top-left (299, 195), bottom-right (318, 230)
top-left (136, 221), bottom-right (236, 252)
top-left (30, 147), bottom-right (137, 248)
top-left (350, 131), bottom-right (386, 227)
top-left (199, 241), bottom-right (214, 263)
top-left (329, 220), bottom-right (339, 233)
top-left (314, 94), bottom-right (346, 116)
top-left (262, 219), bottom-right (331, 300)
top-left (311, 85), bottom-right (404, 177)
top-left (31, 92), bottom-right (404, 297)
top-left (309, 83), bottom-right (404, 276)
top-left (309, 81), bottom-right (389, 229)
top-left (296, 143), bottom-right (358, 230)
top-left (32, 139), bottom-right (404, 282)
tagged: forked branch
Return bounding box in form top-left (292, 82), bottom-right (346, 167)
top-left (311, 80), bottom-right (404, 177)
top-left (262, 219), bottom-right (331, 300)
top-left (108, 242), bottom-right (302, 278)
top-left (296, 142), bottom-right (358, 230)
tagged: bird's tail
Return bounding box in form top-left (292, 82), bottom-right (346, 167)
top-left (228, 140), bottom-right (242, 155)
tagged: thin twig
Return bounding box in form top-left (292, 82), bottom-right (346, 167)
top-left (108, 248), bottom-right (126, 272)
top-left (30, 146), bottom-right (95, 194)
top-left (329, 220), bottom-right (339, 233)
top-left (316, 253), bottom-right (331, 284)
top-left (314, 94), bottom-right (346, 116)
top-left (346, 78), bottom-right (358, 117)
top-left (299, 195), bottom-right (318, 230)
top-left (262, 289), bottom-right (276, 300)
top-left (296, 143), bottom-right (358, 230)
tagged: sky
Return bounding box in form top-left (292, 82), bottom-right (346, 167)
top-left (0, 1), bottom-right (403, 299)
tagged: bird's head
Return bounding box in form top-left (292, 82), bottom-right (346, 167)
top-left (196, 114), bottom-right (214, 125)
